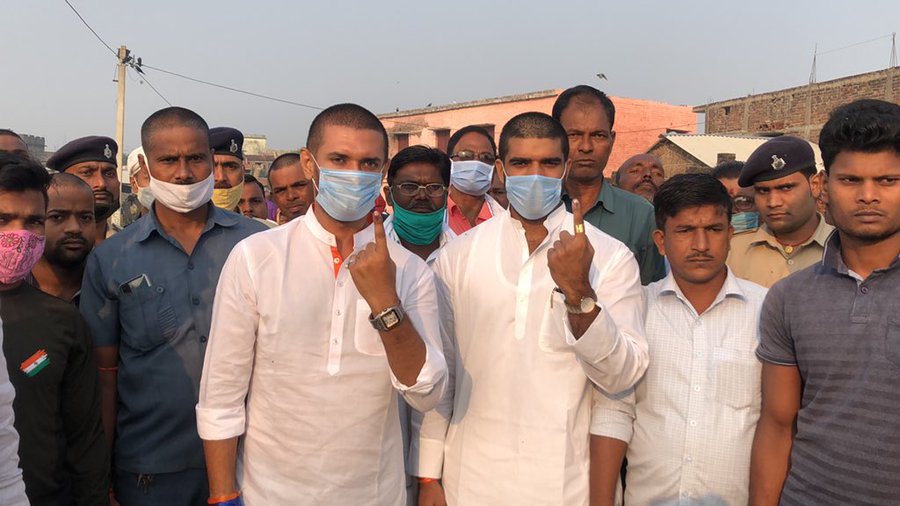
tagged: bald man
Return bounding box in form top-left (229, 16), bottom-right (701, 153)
top-left (30, 174), bottom-right (97, 305)
top-left (615, 154), bottom-right (665, 202)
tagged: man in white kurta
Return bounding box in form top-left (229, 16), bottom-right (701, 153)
top-left (413, 112), bottom-right (649, 505)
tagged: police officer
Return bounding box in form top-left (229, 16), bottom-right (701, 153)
top-left (726, 135), bottom-right (834, 287)
top-left (46, 136), bottom-right (121, 244)
top-left (209, 127), bottom-right (245, 212)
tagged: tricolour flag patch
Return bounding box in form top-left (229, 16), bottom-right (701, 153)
top-left (20, 349), bottom-right (50, 378)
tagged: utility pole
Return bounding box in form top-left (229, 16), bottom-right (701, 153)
top-left (115, 45), bottom-right (129, 182)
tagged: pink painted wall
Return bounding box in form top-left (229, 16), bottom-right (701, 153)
top-left (380, 90), bottom-right (697, 177)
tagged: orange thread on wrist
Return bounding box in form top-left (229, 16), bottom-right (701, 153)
top-left (208, 491), bottom-right (241, 504)
top-left (98, 366), bottom-right (118, 372)
top-left (417, 477), bottom-right (437, 484)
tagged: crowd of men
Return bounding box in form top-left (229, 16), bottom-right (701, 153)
top-left (0, 85), bottom-right (897, 506)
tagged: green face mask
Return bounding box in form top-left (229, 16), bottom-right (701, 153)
top-left (391, 191), bottom-right (446, 246)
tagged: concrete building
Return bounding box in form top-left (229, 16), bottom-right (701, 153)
top-left (695, 67), bottom-right (900, 143)
top-left (647, 133), bottom-right (824, 177)
top-left (379, 89), bottom-right (698, 177)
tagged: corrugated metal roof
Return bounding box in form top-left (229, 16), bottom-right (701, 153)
top-left (660, 133), bottom-right (824, 170)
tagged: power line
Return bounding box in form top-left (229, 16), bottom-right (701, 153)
top-left (128, 67), bottom-right (172, 106)
top-left (141, 64), bottom-right (325, 111)
top-left (817, 34), bottom-right (893, 56)
top-left (62, 0), bottom-right (116, 56)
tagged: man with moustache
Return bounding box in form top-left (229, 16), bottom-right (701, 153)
top-left (613, 154), bottom-right (665, 202)
top-left (750, 99), bottom-right (900, 505)
top-left (30, 174), bottom-right (96, 305)
top-left (47, 136), bottom-right (121, 244)
top-left (209, 127), bottom-right (246, 212)
top-left (80, 107), bottom-right (266, 505)
top-left (553, 85), bottom-right (665, 285)
top-left (727, 136), bottom-right (833, 288)
top-left (0, 153), bottom-right (109, 505)
top-left (267, 153), bottom-right (315, 223)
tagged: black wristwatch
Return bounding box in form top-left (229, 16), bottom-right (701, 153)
top-left (369, 305), bottom-right (406, 332)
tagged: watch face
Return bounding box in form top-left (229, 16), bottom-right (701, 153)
top-left (382, 310), bottom-right (400, 328)
top-left (580, 297), bottom-right (596, 313)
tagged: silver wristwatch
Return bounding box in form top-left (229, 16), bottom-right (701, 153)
top-left (554, 288), bottom-right (597, 314)
top-left (369, 305), bottom-right (406, 332)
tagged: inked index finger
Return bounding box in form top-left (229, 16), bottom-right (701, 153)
top-left (372, 211), bottom-right (387, 248)
top-left (572, 199), bottom-right (586, 235)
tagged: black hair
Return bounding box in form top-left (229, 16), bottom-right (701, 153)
top-left (141, 106), bottom-right (210, 154)
top-left (0, 129), bottom-right (24, 141)
top-left (49, 172), bottom-right (93, 195)
top-left (498, 112), bottom-right (569, 161)
top-left (387, 145), bottom-right (451, 186)
top-left (269, 152), bottom-right (301, 175)
top-left (551, 85), bottom-right (616, 130)
top-left (819, 99), bottom-right (900, 173)
top-left (0, 152), bottom-right (51, 205)
top-left (306, 103), bottom-right (388, 160)
top-left (446, 125), bottom-right (496, 156)
top-left (653, 173), bottom-right (733, 230)
top-left (243, 173), bottom-right (265, 195)
top-left (710, 160), bottom-right (744, 181)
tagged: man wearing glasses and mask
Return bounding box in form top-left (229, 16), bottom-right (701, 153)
top-left (445, 125), bottom-right (506, 234)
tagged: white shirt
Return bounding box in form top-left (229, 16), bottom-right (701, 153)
top-left (414, 205), bottom-right (648, 505)
top-left (196, 211), bottom-right (448, 506)
top-left (592, 270), bottom-right (767, 506)
top-left (0, 322), bottom-right (28, 505)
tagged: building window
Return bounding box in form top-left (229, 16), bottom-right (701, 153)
top-left (395, 133), bottom-right (409, 151)
top-left (434, 129), bottom-right (450, 153)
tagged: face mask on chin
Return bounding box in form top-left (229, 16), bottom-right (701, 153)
top-left (212, 183), bottom-right (244, 211)
top-left (0, 229), bottom-right (45, 285)
top-left (148, 170), bottom-right (215, 214)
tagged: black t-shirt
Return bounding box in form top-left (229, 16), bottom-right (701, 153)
top-left (1, 283), bottom-right (109, 506)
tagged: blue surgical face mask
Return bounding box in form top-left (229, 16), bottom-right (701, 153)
top-left (312, 156), bottom-right (383, 222)
top-left (450, 160), bottom-right (493, 196)
top-left (501, 163), bottom-right (565, 220)
top-left (731, 211), bottom-right (759, 233)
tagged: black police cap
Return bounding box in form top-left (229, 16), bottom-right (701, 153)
top-left (738, 136), bottom-right (816, 187)
top-left (46, 136), bottom-right (118, 172)
top-left (209, 127), bottom-right (244, 160)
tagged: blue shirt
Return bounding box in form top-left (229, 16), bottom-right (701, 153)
top-left (80, 204), bottom-right (267, 474)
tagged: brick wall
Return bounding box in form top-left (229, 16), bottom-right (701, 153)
top-left (648, 142), bottom-right (708, 177)
top-left (699, 67), bottom-right (899, 143)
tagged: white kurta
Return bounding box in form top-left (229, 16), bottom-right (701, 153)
top-left (413, 205), bottom-right (649, 505)
top-left (196, 211), bottom-right (448, 505)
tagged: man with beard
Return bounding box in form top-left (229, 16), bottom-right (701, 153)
top-left (30, 174), bottom-right (96, 305)
top-left (553, 85), bottom-right (665, 285)
top-left (613, 154), bottom-right (665, 202)
top-left (47, 136), bottom-right (120, 244)
top-left (209, 127), bottom-right (245, 213)
top-left (750, 99), bottom-right (900, 505)
top-left (726, 136), bottom-right (833, 288)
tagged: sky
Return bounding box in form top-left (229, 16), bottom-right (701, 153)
top-left (3, 1), bottom-right (898, 152)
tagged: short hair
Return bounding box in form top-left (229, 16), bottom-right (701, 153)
top-left (819, 99), bottom-right (900, 173)
top-left (498, 112), bottom-right (569, 161)
top-left (653, 173), bottom-right (733, 230)
top-left (49, 172), bottom-right (93, 196)
top-left (243, 173), bottom-right (265, 195)
top-left (140, 106), bottom-right (210, 154)
top-left (306, 103), bottom-right (388, 159)
top-left (268, 152), bottom-right (301, 176)
top-left (0, 152), bottom-right (51, 204)
top-left (551, 85), bottom-right (616, 130)
top-left (387, 145), bottom-right (451, 186)
top-left (0, 129), bottom-right (24, 141)
top-left (446, 125), bottom-right (496, 156)
top-left (710, 160), bottom-right (744, 181)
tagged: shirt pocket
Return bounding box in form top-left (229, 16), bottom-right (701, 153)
top-left (354, 299), bottom-right (386, 356)
top-left (886, 318), bottom-right (900, 367)
top-left (538, 291), bottom-right (572, 353)
top-left (712, 346), bottom-right (761, 410)
top-left (118, 280), bottom-right (179, 352)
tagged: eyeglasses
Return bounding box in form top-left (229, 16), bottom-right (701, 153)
top-left (733, 195), bottom-right (755, 211)
top-left (451, 150), bottom-right (496, 165)
top-left (394, 182), bottom-right (447, 198)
